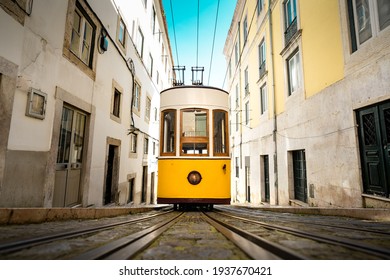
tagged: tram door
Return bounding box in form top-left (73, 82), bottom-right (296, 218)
top-left (54, 106), bottom-right (86, 207)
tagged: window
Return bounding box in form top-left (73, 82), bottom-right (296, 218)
top-left (243, 16), bottom-right (248, 45)
top-left (70, 3), bottom-right (95, 67)
top-left (259, 40), bottom-right (266, 78)
top-left (152, 6), bottom-right (156, 33)
top-left (284, 0), bottom-right (298, 44)
top-left (245, 101), bottom-right (250, 125)
top-left (130, 133), bottom-right (137, 153)
top-left (235, 84), bottom-right (239, 108)
top-left (181, 109), bottom-right (208, 155)
top-left (133, 81), bottom-right (141, 112)
top-left (235, 112), bottom-right (239, 131)
top-left (137, 27), bottom-right (144, 58)
top-left (145, 97), bottom-right (151, 122)
top-left (112, 88), bottom-right (121, 118)
top-left (234, 41), bottom-right (239, 66)
top-left (287, 49), bottom-right (301, 95)
top-left (347, 0), bottom-right (390, 52)
top-left (118, 17), bottom-right (126, 47)
top-left (161, 110), bottom-right (176, 155)
top-left (148, 53), bottom-right (153, 77)
top-left (213, 110), bottom-right (229, 156)
top-left (144, 137), bottom-right (149, 154)
top-left (257, 0), bottom-right (264, 15)
top-left (235, 157), bottom-right (240, 178)
top-left (244, 67), bottom-right (249, 96)
top-left (260, 83), bottom-right (267, 114)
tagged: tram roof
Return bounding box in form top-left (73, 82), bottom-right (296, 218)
top-left (160, 85), bottom-right (229, 95)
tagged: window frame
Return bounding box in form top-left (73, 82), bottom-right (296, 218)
top-left (260, 83), bottom-right (268, 115)
top-left (213, 110), bottom-right (229, 157)
top-left (180, 108), bottom-right (209, 156)
top-left (287, 49), bottom-right (301, 96)
top-left (160, 109), bottom-right (176, 156)
top-left (133, 80), bottom-right (141, 114)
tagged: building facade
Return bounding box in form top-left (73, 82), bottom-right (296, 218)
top-left (224, 0), bottom-right (390, 208)
top-left (0, 0), bottom-right (173, 207)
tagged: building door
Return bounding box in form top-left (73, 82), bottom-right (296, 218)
top-left (293, 150), bottom-right (307, 203)
top-left (150, 172), bottom-right (155, 204)
top-left (54, 106), bottom-right (86, 207)
top-left (245, 156), bottom-right (250, 202)
top-left (142, 166), bottom-right (148, 203)
top-left (357, 102), bottom-right (390, 198)
top-left (105, 144), bottom-right (119, 205)
top-left (263, 155), bottom-right (270, 202)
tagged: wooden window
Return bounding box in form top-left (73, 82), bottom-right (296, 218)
top-left (70, 3), bottom-right (95, 67)
top-left (213, 110), bottom-right (229, 156)
top-left (160, 110), bottom-right (176, 156)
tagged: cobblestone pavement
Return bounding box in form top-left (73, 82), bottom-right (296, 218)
top-left (133, 212), bottom-right (250, 260)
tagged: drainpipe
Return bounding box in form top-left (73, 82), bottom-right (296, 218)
top-left (237, 21), bottom-right (243, 202)
top-left (268, 0), bottom-right (278, 205)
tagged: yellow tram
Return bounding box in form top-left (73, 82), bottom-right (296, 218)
top-left (157, 85), bottom-right (231, 209)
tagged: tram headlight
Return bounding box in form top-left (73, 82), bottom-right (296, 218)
top-left (187, 171), bottom-right (202, 185)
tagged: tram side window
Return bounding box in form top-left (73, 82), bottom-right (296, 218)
top-left (161, 110), bottom-right (176, 155)
top-left (181, 109), bottom-right (208, 155)
top-left (213, 110), bottom-right (229, 156)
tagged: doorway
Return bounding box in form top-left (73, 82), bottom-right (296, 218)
top-left (104, 142), bottom-right (120, 205)
top-left (54, 106), bottom-right (86, 207)
top-left (357, 101), bottom-right (390, 198)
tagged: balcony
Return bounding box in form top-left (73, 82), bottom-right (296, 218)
top-left (284, 17), bottom-right (297, 45)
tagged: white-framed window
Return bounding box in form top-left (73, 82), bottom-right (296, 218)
top-left (133, 81), bottom-right (141, 112)
top-left (257, 0), bottom-right (264, 15)
top-left (136, 27), bottom-right (144, 58)
top-left (235, 84), bottom-right (239, 108)
top-left (235, 41), bottom-right (239, 66)
top-left (243, 16), bottom-right (248, 45)
top-left (235, 112), bottom-right (239, 131)
top-left (145, 97), bottom-right (151, 122)
top-left (112, 88), bottom-right (121, 118)
top-left (144, 137), bottom-right (149, 154)
top-left (283, 0), bottom-right (298, 45)
top-left (287, 49), bottom-right (301, 95)
top-left (118, 17), bottom-right (126, 47)
top-left (258, 39), bottom-right (266, 78)
top-left (347, 0), bottom-right (390, 52)
top-left (148, 53), bottom-right (153, 77)
top-left (70, 4), bottom-right (95, 66)
top-left (245, 101), bottom-right (250, 126)
top-left (130, 133), bottom-right (137, 153)
top-left (244, 67), bottom-right (249, 96)
top-left (260, 83), bottom-right (267, 115)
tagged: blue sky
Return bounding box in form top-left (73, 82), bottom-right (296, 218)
top-left (162, 0), bottom-right (237, 88)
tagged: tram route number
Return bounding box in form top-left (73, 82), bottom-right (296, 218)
top-left (212, 266), bottom-right (272, 276)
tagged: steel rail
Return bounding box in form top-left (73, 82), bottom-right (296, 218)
top-left (73, 212), bottom-right (184, 260)
top-left (215, 206), bottom-right (390, 235)
top-left (214, 210), bottom-right (390, 259)
top-left (200, 212), bottom-right (306, 260)
top-left (0, 210), bottom-right (174, 255)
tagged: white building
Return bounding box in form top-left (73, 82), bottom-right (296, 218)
top-left (0, 0), bottom-right (173, 207)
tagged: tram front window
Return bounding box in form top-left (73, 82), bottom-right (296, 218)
top-left (181, 109), bottom-right (209, 155)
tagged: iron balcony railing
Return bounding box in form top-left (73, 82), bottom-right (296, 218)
top-left (284, 17), bottom-right (297, 45)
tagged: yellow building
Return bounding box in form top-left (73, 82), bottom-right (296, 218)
top-left (224, 0), bottom-right (390, 208)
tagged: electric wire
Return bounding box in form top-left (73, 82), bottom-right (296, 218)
top-left (169, 0), bottom-right (182, 81)
top-left (207, 0), bottom-right (221, 86)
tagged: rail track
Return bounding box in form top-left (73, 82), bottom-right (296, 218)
top-left (0, 207), bottom-right (389, 260)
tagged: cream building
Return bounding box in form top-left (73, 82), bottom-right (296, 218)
top-left (0, 0), bottom-right (173, 207)
top-left (224, 0), bottom-right (390, 208)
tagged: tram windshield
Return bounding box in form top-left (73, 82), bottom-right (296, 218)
top-left (181, 109), bottom-right (208, 155)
